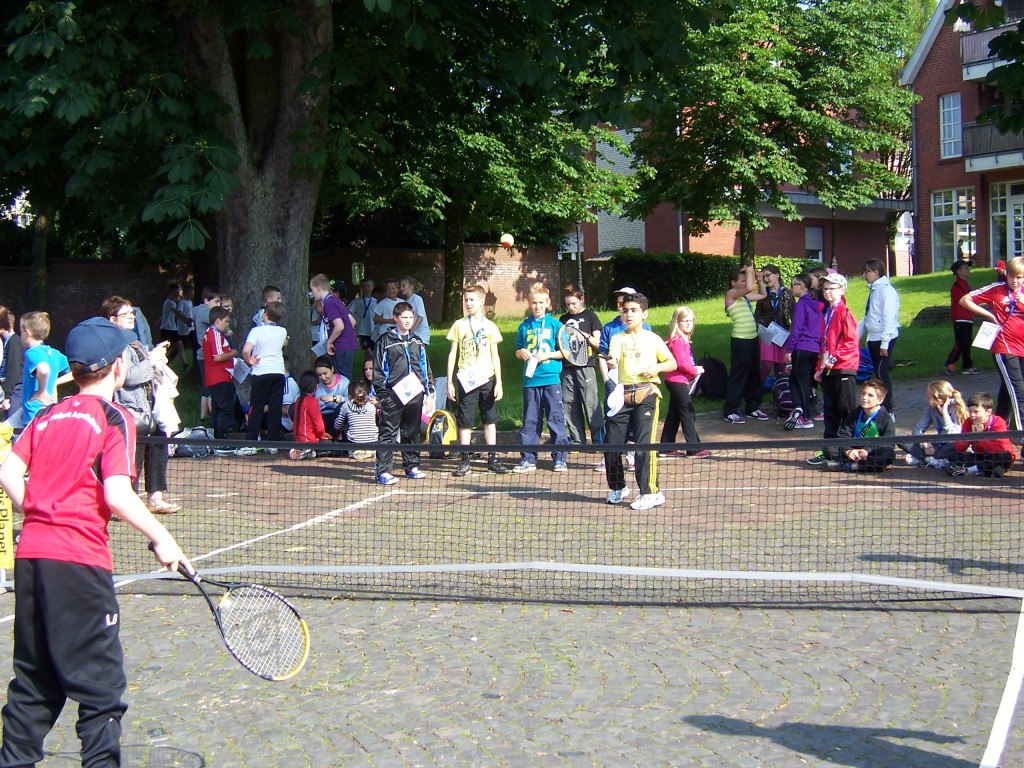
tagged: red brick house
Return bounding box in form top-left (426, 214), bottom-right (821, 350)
top-left (566, 130), bottom-right (907, 275)
top-left (902, 0), bottom-right (1024, 273)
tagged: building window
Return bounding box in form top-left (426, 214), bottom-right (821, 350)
top-left (805, 226), bottom-right (823, 261)
top-left (990, 181), bottom-right (1024, 262)
top-left (940, 93), bottom-right (962, 159)
top-left (932, 188), bottom-right (975, 271)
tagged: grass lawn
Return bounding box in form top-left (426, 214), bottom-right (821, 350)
top-left (165, 268), bottom-right (998, 432)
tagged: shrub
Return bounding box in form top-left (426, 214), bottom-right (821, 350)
top-left (608, 250), bottom-right (823, 306)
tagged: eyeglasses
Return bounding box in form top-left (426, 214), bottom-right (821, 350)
top-left (822, 286), bottom-right (841, 293)
top-left (116, 309), bottom-right (136, 318)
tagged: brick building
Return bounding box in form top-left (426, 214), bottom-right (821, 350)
top-left (566, 126), bottom-right (906, 276)
top-left (902, 0), bottom-right (1024, 273)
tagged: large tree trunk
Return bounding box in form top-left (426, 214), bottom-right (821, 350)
top-left (738, 211), bottom-right (755, 267)
top-left (178, 2), bottom-right (332, 365)
top-left (29, 206), bottom-right (49, 310)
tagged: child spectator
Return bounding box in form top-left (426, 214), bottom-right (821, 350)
top-left (252, 284), bottom-right (282, 326)
top-left (948, 391), bottom-right (1016, 477)
top-left (20, 311), bottom-right (72, 426)
top-left (753, 264), bottom-right (793, 382)
top-left (348, 278), bottom-right (378, 359)
top-left (0, 317), bottom-right (190, 768)
top-left (604, 292), bottom-right (677, 510)
top-left (960, 256), bottom-right (1024, 430)
top-left (158, 283), bottom-right (186, 363)
top-left (904, 380), bottom-right (968, 469)
top-left (239, 300), bottom-right (287, 454)
top-left (722, 266), bottom-right (768, 424)
top-left (446, 284), bottom-right (507, 477)
top-left (858, 259), bottom-right (901, 414)
top-left (191, 286), bottom-right (220, 419)
top-left (399, 275), bottom-right (431, 346)
top-left (659, 306), bottom-right (709, 458)
top-left (834, 379), bottom-right (895, 472)
top-left (334, 379), bottom-right (379, 459)
top-left (373, 301), bottom-right (434, 485)
top-left (290, 371), bottom-right (328, 459)
top-left (176, 283), bottom-right (195, 367)
top-left (559, 284), bottom-right (603, 448)
top-left (310, 273), bottom-right (358, 379)
top-left (945, 260), bottom-right (980, 375)
top-left (202, 306), bottom-right (238, 444)
top-left (807, 273), bottom-right (860, 466)
top-left (783, 273), bottom-right (823, 430)
top-left (314, 355), bottom-right (349, 434)
top-left (597, 287), bottom-right (653, 473)
top-left (372, 279), bottom-right (401, 343)
top-left (0, 306), bottom-right (24, 423)
top-left (514, 283), bottom-right (568, 473)
top-left (359, 357), bottom-right (378, 405)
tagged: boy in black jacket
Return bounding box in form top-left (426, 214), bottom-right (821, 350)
top-left (834, 379), bottom-right (895, 472)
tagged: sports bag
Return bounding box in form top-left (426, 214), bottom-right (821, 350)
top-left (694, 354), bottom-right (728, 399)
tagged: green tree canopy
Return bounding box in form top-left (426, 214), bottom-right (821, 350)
top-left (628, 0), bottom-right (915, 263)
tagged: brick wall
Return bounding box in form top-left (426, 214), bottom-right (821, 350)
top-left (319, 243), bottom-right (559, 320)
top-left (0, 261), bottom-right (191, 348)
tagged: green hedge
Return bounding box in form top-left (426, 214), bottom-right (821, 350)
top-left (608, 250), bottom-right (824, 307)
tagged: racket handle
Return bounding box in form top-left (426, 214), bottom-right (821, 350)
top-left (147, 542), bottom-right (193, 579)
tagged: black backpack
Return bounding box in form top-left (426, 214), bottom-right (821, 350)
top-left (170, 426), bottom-right (213, 458)
top-left (694, 354), bottom-right (728, 399)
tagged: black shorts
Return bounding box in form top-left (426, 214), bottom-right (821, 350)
top-left (456, 376), bottom-right (498, 428)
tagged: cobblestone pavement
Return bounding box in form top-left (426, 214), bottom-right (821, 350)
top-left (6, 370), bottom-right (1024, 767)
top-left (3, 593), bottom-right (1021, 767)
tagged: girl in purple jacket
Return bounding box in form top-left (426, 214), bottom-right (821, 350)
top-left (783, 273), bottom-right (823, 430)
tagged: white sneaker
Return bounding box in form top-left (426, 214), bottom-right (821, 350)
top-left (606, 487), bottom-right (631, 504)
top-left (234, 446), bottom-right (258, 456)
top-left (593, 459), bottom-right (606, 472)
top-left (513, 461), bottom-right (537, 473)
top-left (905, 454), bottom-right (923, 466)
top-left (630, 492), bottom-right (666, 511)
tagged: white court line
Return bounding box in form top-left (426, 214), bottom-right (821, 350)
top-left (980, 599), bottom-right (1024, 767)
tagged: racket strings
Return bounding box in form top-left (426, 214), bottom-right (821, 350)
top-left (218, 586), bottom-right (309, 680)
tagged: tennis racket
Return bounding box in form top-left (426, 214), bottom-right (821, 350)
top-left (159, 553), bottom-right (310, 680)
top-left (557, 324), bottom-right (593, 367)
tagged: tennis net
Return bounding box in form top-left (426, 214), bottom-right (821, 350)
top-left (96, 433), bottom-right (1024, 604)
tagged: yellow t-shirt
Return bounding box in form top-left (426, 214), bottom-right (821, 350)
top-left (609, 329), bottom-right (671, 386)
top-left (446, 316), bottom-right (502, 379)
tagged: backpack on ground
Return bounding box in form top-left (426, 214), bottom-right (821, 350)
top-left (694, 354), bottom-right (728, 400)
top-left (170, 425), bottom-right (213, 458)
top-left (772, 373), bottom-right (794, 417)
top-left (426, 410), bottom-right (457, 446)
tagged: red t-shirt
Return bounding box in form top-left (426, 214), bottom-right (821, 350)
top-left (202, 326), bottom-right (234, 386)
top-left (966, 282), bottom-right (1024, 354)
top-left (953, 414), bottom-right (1017, 460)
top-left (12, 394), bottom-right (136, 571)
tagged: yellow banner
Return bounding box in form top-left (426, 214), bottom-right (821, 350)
top-left (0, 423), bottom-right (14, 570)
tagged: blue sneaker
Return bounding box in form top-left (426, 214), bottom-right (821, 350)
top-left (377, 472), bottom-right (400, 486)
top-left (405, 466), bottom-right (427, 480)
top-left (553, 461), bottom-right (568, 472)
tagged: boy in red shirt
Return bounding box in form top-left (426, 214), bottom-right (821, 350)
top-left (948, 391), bottom-right (1016, 477)
top-left (0, 317), bottom-right (191, 767)
top-left (202, 306), bottom-right (238, 442)
top-left (945, 259), bottom-right (980, 375)
top-left (807, 273), bottom-right (860, 466)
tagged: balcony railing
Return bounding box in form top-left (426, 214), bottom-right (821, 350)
top-left (963, 121), bottom-right (1024, 157)
top-left (961, 25), bottom-right (1010, 66)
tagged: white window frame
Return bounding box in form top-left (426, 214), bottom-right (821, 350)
top-left (940, 93), bottom-right (962, 159)
top-left (932, 188), bottom-right (975, 271)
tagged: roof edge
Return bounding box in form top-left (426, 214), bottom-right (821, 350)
top-left (901, 0), bottom-right (960, 87)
